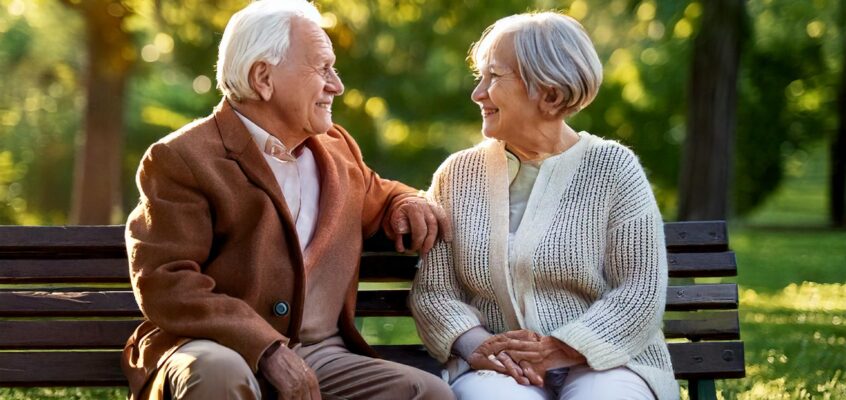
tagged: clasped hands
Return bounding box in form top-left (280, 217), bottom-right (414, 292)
top-left (467, 330), bottom-right (585, 387)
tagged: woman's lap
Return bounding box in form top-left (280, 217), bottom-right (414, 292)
top-left (450, 365), bottom-right (655, 400)
top-left (451, 369), bottom-right (547, 400)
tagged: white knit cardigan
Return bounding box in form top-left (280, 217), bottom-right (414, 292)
top-left (409, 133), bottom-right (679, 400)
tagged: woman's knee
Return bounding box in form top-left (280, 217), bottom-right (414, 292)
top-left (559, 366), bottom-right (654, 400)
top-left (451, 370), bottom-right (547, 400)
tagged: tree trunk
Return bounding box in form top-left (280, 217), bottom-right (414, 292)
top-left (677, 0), bottom-right (745, 221)
top-left (67, 1), bottom-right (133, 224)
top-left (832, 1), bottom-right (846, 227)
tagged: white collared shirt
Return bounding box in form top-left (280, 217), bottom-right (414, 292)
top-left (234, 111), bottom-right (320, 251)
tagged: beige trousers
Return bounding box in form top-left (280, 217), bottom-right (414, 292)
top-left (146, 339), bottom-right (454, 400)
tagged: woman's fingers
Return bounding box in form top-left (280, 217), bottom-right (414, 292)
top-left (503, 349), bottom-right (545, 363)
top-left (497, 352), bottom-right (529, 385)
top-left (519, 361), bottom-right (545, 387)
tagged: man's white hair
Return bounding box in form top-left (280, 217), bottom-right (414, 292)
top-left (216, 0), bottom-right (322, 102)
top-left (470, 12), bottom-right (603, 117)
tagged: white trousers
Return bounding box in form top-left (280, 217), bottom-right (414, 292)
top-left (451, 365), bottom-right (656, 400)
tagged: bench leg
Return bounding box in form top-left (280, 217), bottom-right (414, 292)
top-left (688, 379), bottom-right (717, 400)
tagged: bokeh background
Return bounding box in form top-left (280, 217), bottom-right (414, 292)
top-left (0, 0), bottom-right (844, 399)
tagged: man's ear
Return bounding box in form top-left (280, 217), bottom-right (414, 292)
top-left (538, 86), bottom-right (568, 118)
top-left (249, 61), bottom-right (273, 101)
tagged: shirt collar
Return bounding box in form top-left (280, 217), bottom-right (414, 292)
top-left (232, 109), bottom-right (304, 160)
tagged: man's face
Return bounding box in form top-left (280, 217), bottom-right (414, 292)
top-left (268, 18), bottom-right (344, 137)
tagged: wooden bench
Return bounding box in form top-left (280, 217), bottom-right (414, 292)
top-left (0, 221), bottom-right (744, 400)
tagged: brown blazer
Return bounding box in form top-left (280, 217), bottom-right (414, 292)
top-left (121, 101), bottom-right (414, 397)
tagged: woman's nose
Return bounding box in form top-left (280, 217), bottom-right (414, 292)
top-left (471, 80), bottom-right (487, 103)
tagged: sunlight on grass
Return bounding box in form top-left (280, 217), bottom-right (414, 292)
top-left (741, 282), bottom-right (846, 312)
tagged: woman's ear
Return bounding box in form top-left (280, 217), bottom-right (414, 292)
top-left (249, 61), bottom-right (273, 101)
top-left (538, 86), bottom-right (567, 118)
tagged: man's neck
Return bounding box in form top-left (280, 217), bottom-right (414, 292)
top-left (228, 99), bottom-right (307, 150)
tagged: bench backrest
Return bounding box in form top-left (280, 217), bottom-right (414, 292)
top-left (0, 221), bottom-right (744, 387)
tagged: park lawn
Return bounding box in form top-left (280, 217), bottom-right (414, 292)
top-left (718, 228), bottom-right (846, 400)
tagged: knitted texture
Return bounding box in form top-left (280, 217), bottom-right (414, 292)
top-left (409, 133), bottom-right (679, 400)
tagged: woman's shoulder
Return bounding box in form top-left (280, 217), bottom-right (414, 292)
top-left (580, 132), bottom-right (644, 174)
top-left (435, 139), bottom-right (496, 173)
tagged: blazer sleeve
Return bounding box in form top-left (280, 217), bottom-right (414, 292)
top-left (550, 148), bottom-right (668, 370)
top-left (126, 141), bottom-right (285, 372)
top-left (409, 159), bottom-right (484, 363)
top-left (331, 124), bottom-right (417, 237)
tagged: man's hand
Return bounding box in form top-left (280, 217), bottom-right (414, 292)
top-left (501, 333), bottom-right (586, 387)
top-left (259, 343), bottom-right (320, 400)
top-left (387, 195), bottom-right (452, 256)
top-left (466, 331), bottom-right (539, 386)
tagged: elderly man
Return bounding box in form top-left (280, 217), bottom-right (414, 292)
top-left (121, 1), bottom-right (453, 399)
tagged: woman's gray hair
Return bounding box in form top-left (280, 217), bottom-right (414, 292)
top-left (216, 0), bottom-right (322, 102)
top-left (470, 12), bottom-right (603, 116)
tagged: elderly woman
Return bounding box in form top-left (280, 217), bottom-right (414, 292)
top-left (409, 12), bottom-right (679, 400)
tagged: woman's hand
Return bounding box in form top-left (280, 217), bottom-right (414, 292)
top-left (501, 332), bottom-right (586, 386)
top-left (466, 330), bottom-right (539, 385)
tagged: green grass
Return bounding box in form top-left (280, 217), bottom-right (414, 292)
top-left (3, 142), bottom-right (843, 399)
top-left (716, 141), bottom-right (845, 399)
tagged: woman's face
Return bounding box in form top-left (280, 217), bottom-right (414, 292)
top-left (471, 34), bottom-right (541, 143)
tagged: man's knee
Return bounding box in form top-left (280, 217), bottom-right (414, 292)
top-left (164, 340), bottom-right (260, 400)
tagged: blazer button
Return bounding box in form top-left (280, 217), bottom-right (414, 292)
top-left (273, 301), bottom-right (289, 317)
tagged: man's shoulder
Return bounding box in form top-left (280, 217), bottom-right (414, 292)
top-left (156, 114), bottom-right (219, 150)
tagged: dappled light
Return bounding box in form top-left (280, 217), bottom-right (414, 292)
top-left (0, 0), bottom-right (844, 398)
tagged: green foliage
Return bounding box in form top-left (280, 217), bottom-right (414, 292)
top-left (734, 0), bottom-right (836, 215)
top-left (0, 0), bottom-right (84, 224)
top-left (0, 0), bottom-right (841, 221)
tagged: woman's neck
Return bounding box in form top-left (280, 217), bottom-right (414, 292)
top-left (505, 122), bottom-right (579, 162)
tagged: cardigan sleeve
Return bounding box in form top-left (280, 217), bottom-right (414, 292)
top-left (550, 149), bottom-right (668, 371)
top-left (409, 159), bottom-right (484, 363)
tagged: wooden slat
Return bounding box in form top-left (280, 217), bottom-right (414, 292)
top-left (0, 284), bottom-right (735, 319)
top-left (358, 251), bottom-right (739, 282)
top-left (666, 284), bottom-right (738, 311)
top-left (664, 221), bottom-right (728, 252)
top-left (0, 320), bottom-right (140, 349)
top-left (0, 351), bottom-right (126, 386)
top-left (0, 291), bottom-right (141, 317)
top-left (0, 226), bottom-right (126, 259)
top-left (373, 345), bottom-right (441, 375)
top-left (668, 341), bottom-right (745, 379)
top-left (663, 312), bottom-right (740, 340)
top-left (0, 259), bottom-right (129, 284)
top-left (0, 342), bottom-right (744, 387)
top-left (376, 342), bottom-right (745, 380)
top-left (356, 284), bottom-right (738, 317)
top-left (0, 251), bottom-right (736, 284)
top-left (359, 254), bottom-right (418, 282)
top-left (667, 252), bottom-right (736, 278)
top-left (356, 290), bottom-right (410, 316)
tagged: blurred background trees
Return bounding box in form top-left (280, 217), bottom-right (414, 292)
top-left (0, 0), bottom-right (842, 225)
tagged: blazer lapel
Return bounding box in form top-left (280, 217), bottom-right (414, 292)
top-left (298, 133), bottom-right (342, 272)
top-left (213, 100), bottom-right (304, 252)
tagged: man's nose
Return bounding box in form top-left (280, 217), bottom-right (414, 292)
top-left (328, 69), bottom-right (344, 95)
